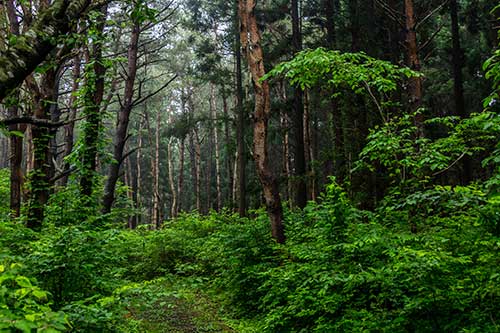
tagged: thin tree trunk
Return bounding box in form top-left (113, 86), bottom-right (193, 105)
top-left (240, 0), bottom-right (285, 243)
top-left (177, 137), bottom-right (185, 215)
top-left (102, 19), bottom-right (140, 213)
top-left (152, 110), bottom-right (161, 228)
top-left (135, 119), bottom-right (143, 227)
top-left (222, 89), bottom-right (233, 207)
top-left (404, 0), bottom-right (424, 137)
top-left (235, 0), bottom-right (246, 216)
top-left (8, 103), bottom-right (23, 218)
top-left (167, 136), bottom-right (177, 218)
top-left (291, 0), bottom-right (307, 208)
top-left (194, 129), bottom-right (202, 212)
top-left (210, 84), bottom-right (222, 211)
top-left (450, 0), bottom-right (471, 184)
top-left (304, 89), bottom-right (315, 201)
top-left (205, 127), bottom-right (212, 213)
top-left (5, 0), bottom-right (23, 217)
top-left (61, 54), bottom-right (81, 186)
top-left (324, 0), bottom-right (336, 48)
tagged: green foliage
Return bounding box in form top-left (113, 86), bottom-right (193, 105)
top-left (355, 111), bottom-right (500, 192)
top-left (0, 169), bottom-right (10, 220)
top-left (264, 48), bottom-right (417, 92)
top-left (0, 263), bottom-right (69, 332)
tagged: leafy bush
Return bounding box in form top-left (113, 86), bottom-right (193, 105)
top-left (0, 169), bottom-right (10, 220)
top-left (0, 262), bottom-right (69, 332)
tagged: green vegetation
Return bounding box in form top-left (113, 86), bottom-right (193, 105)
top-left (0, 167), bottom-right (499, 331)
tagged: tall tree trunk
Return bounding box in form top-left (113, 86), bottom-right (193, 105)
top-left (8, 103), bottom-right (23, 218)
top-left (194, 129), bottom-right (202, 212)
top-left (404, 0), bottom-right (424, 137)
top-left (61, 54), bottom-right (81, 186)
top-left (25, 68), bottom-right (57, 230)
top-left (177, 137), bottom-right (185, 215)
top-left (291, 0), bottom-right (307, 208)
top-left (152, 110), bottom-right (161, 229)
top-left (5, 0), bottom-right (23, 217)
top-left (304, 90), bottom-right (315, 201)
top-left (102, 19), bottom-right (140, 213)
top-left (222, 89), bottom-right (233, 207)
top-left (210, 84), bottom-right (222, 211)
top-left (324, 0), bottom-right (336, 48)
top-left (349, 0), bottom-right (360, 51)
top-left (240, 0), bottom-right (285, 243)
top-left (135, 119), bottom-right (143, 227)
top-left (167, 137), bottom-right (177, 218)
top-left (205, 127), bottom-right (213, 213)
top-left (189, 132), bottom-right (198, 211)
top-left (80, 5), bottom-right (108, 199)
top-left (235, 0), bottom-right (247, 216)
top-left (450, 0), bottom-right (466, 119)
top-left (450, 0), bottom-right (471, 184)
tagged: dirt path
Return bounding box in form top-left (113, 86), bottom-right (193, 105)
top-left (125, 278), bottom-right (235, 332)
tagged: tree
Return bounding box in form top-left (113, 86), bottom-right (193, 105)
top-left (239, 0), bottom-right (285, 243)
top-left (0, 0), bottom-right (100, 101)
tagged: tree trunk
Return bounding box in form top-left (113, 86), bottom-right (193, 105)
top-left (205, 126), bottom-right (213, 213)
top-left (291, 0), bottom-right (307, 208)
top-left (25, 68), bottom-right (57, 230)
top-left (449, 0), bottom-right (471, 184)
top-left (135, 119), bottom-right (143, 227)
top-left (177, 137), bottom-right (185, 215)
top-left (4, 0), bottom-right (24, 217)
top-left (0, 0), bottom-right (96, 101)
top-left (404, 0), bottom-right (424, 137)
top-left (210, 84), bottom-right (222, 211)
top-left (240, 0), bottom-right (285, 243)
top-left (222, 89), bottom-right (233, 207)
top-left (152, 110), bottom-right (161, 228)
top-left (8, 103), bottom-right (23, 218)
top-left (167, 137), bottom-right (177, 218)
top-left (194, 129), bottom-right (202, 213)
top-left (61, 54), bottom-right (81, 186)
top-left (235, 0), bottom-right (247, 216)
top-left (324, 0), bottom-right (336, 48)
top-left (102, 19), bottom-right (140, 213)
top-left (80, 4), bottom-right (108, 199)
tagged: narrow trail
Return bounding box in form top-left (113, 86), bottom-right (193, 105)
top-left (125, 278), bottom-right (235, 332)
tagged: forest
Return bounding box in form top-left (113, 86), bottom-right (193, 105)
top-left (0, 0), bottom-right (499, 331)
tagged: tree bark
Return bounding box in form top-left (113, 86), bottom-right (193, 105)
top-left (61, 54), bottom-right (81, 186)
top-left (167, 136), bottom-right (177, 218)
top-left (210, 84), bottom-right (222, 211)
top-left (102, 19), bottom-right (140, 213)
top-left (194, 129), bottom-right (202, 212)
top-left (80, 4), bottom-right (108, 199)
top-left (240, 0), bottom-right (285, 243)
top-left (234, 0), bottom-right (247, 216)
top-left (177, 137), bottom-right (185, 215)
top-left (404, 0), bottom-right (424, 137)
top-left (324, 0), bottom-right (336, 48)
top-left (25, 68), bottom-right (58, 230)
top-left (222, 89), bottom-right (233, 207)
top-left (152, 110), bottom-right (161, 228)
top-left (5, 0), bottom-right (23, 217)
top-left (291, 0), bottom-right (307, 208)
top-left (0, 0), bottom-right (98, 101)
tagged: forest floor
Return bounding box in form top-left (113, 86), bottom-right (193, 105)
top-left (125, 277), bottom-right (248, 332)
